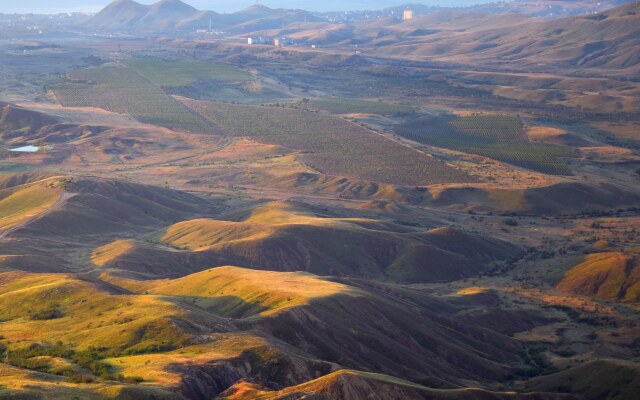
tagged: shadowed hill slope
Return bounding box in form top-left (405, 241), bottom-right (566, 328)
top-left (102, 265), bottom-right (535, 388)
top-left (0, 102), bottom-right (60, 138)
top-left (0, 266), bottom-right (559, 398)
top-left (0, 172), bottom-right (56, 189)
top-left (151, 201), bottom-right (520, 282)
top-left (0, 176), bottom-right (218, 274)
top-left (427, 182), bottom-right (640, 215)
top-left (525, 359), bottom-right (640, 400)
top-left (373, 2), bottom-right (640, 74)
top-left (220, 370), bottom-right (575, 400)
top-left (0, 176), bottom-right (517, 284)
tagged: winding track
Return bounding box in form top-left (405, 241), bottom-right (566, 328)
top-left (0, 192), bottom-right (76, 240)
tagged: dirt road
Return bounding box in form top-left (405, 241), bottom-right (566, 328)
top-left (0, 192), bottom-right (76, 240)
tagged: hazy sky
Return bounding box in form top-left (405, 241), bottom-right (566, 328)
top-left (0, 0), bottom-right (492, 14)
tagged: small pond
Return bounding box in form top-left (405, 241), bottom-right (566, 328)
top-left (9, 146), bottom-right (40, 153)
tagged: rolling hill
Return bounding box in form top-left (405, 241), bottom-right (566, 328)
top-left (100, 265), bottom-right (550, 388)
top-left (220, 369), bottom-right (574, 400)
top-left (0, 102), bottom-right (60, 138)
top-left (372, 2), bottom-right (640, 75)
top-left (113, 201), bottom-right (520, 282)
top-left (2, 1), bottom-right (639, 398)
top-left (0, 265), bottom-right (561, 398)
top-left (525, 359), bottom-right (640, 400)
top-left (556, 252), bottom-right (640, 303)
top-left (0, 174), bottom-right (519, 283)
top-left (0, 175), bottom-right (218, 274)
top-left (426, 182), bottom-right (640, 215)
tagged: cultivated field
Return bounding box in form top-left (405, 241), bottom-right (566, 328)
top-left (395, 115), bottom-right (576, 175)
top-left (182, 100), bottom-right (474, 186)
top-left (304, 97), bottom-right (414, 115)
top-left (124, 59), bottom-right (251, 87)
top-left (53, 65), bottom-right (212, 132)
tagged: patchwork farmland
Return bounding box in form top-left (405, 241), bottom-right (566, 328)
top-left (53, 64), bottom-right (212, 132)
top-left (182, 99), bottom-right (475, 186)
top-left (395, 115), bottom-right (576, 175)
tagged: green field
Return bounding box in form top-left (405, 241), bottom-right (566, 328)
top-left (125, 59), bottom-right (251, 87)
top-left (395, 115), bottom-right (575, 175)
top-left (53, 65), bottom-right (212, 132)
top-left (305, 97), bottom-right (414, 115)
top-left (183, 100), bottom-right (474, 186)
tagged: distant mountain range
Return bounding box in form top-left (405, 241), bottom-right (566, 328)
top-left (0, 1), bottom-right (493, 14)
top-left (82, 0), bottom-right (638, 33)
top-left (83, 0), bottom-right (320, 32)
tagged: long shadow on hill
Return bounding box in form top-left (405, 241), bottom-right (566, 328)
top-left (0, 177), bottom-right (221, 274)
top-left (112, 201), bottom-right (521, 283)
top-left (132, 268), bottom-right (550, 394)
top-left (428, 182), bottom-right (640, 215)
top-left (0, 265), bottom-right (563, 399)
top-left (153, 286), bottom-right (552, 398)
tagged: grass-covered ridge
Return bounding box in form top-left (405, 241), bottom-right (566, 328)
top-left (556, 252), bottom-right (639, 303)
top-left (220, 369), bottom-right (562, 400)
top-left (106, 265), bottom-right (357, 318)
top-left (148, 201), bottom-right (520, 283)
top-left (0, 272), bottom-right (189, 354)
